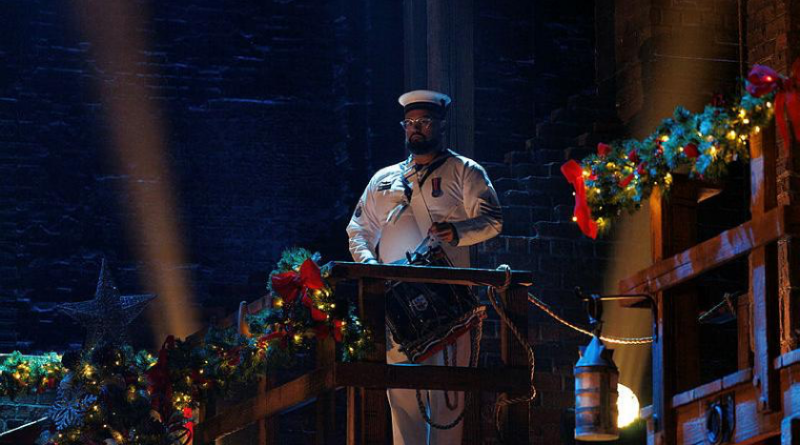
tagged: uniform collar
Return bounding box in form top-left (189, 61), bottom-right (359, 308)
top-left (401, 148), bottom-right (455, 177)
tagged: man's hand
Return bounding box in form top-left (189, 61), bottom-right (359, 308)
top-left (429, 222), bottom-right (457, 244)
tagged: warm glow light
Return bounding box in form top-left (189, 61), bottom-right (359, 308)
top-left (755, 126), bottom-right (761, 133)
top-left (659, 135), bottom-right (669, 142)
top-left (617, 383), bottom-right (640, 428)
top-left (572, 216), bottom-right (578, 222)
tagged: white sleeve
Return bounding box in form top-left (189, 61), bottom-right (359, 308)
top-left (346, 181), bottom-right (381, 263)
top-left (451, 163), bottom-right (503, 246)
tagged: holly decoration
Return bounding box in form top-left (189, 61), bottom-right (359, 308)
top-left (0, 248), bottom-right (370, 445)
top-left (563, 60), bottom-right (800, 238)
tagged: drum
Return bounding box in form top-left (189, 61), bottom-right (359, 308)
top-left (386, 242), bottom-right (486, 363)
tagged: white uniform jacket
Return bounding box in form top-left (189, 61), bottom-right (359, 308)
top-left (346, 149), bottom-right (503, 268)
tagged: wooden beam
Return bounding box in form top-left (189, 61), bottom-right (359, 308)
top-left (619, 205), bottom-right (800, 295)
top-left (334, 363), bottom-right (529, 392)
top-left (194, 367), bottom-right (335, 443)
top-left (500, 285), bottom-right (530, 444)
top-left (646, 178), bottom-right (698, 445)
top-left (327, 261), bottom-right (534, 287)
top-left (357, 278), bottom-right (389, 445)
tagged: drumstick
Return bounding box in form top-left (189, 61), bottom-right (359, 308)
top-left (428, 205), bottom-right (461, 243)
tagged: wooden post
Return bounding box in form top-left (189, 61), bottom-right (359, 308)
top-left (356, 277), bottom-right (389, 445)
top-left (499, 285), bottom-right (530, 444)
top-left (648, 178), bottom-right (698, 445)
top-left (315, 336), bottom-right (336, 444)
top-left (750, 123), bottom-right (781, 412)
top-left (426, 0), bottom-right (475, 158)
top-left (261, 375), bottom-right (279, 445)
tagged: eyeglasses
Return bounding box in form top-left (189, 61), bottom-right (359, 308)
top-left (399, 118), bottom-right (435, 130)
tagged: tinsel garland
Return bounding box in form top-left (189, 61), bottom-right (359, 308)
top-left (0, 248), bottom-right (370, 445)
top-left (563, 60), bottom-right (800, 238)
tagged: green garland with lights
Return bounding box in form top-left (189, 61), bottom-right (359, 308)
top-left (567, 92), bottom-right (773, 237)
top-left (0, 248), bottom-right (370, 445)
top-left (0, 352), bottom-right (65, 399)
top-left (564, 61), bottom-right (800, 238)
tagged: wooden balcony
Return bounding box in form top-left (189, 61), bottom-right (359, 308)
top-left (194, 262), bottom-right (534, 445)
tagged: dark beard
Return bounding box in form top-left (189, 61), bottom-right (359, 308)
top-left (406, 136), bottom-right (440, 155)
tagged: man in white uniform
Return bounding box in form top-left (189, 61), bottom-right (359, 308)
top-left (346, 90), bottom-right (503, 444)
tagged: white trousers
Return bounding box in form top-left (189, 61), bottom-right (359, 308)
top-left (386, 332), bottom-right (471, 445)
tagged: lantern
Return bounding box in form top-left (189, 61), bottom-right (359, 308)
top-left (574, 335), bottom-right (619, 441)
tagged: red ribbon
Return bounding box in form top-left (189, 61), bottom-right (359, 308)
top-left (301, 294), bottom-right (329, 322)
top-left (315, 319), bottom-right (345, 342)
top-left (747, 60), bottom-right (800, 154)
top-left (561, 160), bottom-right (598, 239)
top-left (271, 259), bottom-right (325, 304)
top-left (146, 336), bottom-right (176, 419)
top-left (183, 407), bottom-right (194, 442)
top-left (259, 328), bottom-right (289, 349)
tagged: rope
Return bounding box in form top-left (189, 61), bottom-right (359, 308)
top-left (526, 293), bottom-right (653, 345)
top-left (484, 265), bottom-right (537, 437)
top-left (481, 265), bottom-right (653, 439)
top-left (415, 319), bottom-right (483, 430)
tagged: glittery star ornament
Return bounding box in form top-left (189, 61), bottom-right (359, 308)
top-left (58, 259), bottom-right (156, 348)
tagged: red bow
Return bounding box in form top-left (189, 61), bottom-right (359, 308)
top-left (561, 160), bottom-right (598, 239)
top-left (747, 60), bottom-right (800, 154)
top-left (271, 259), bottom-right (325, 304)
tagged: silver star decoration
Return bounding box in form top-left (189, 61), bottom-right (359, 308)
top-left (58, 259), bottom-right (156, 348)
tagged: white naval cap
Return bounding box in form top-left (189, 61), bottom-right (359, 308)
top-left (398, 89), bottom-right (451, 117)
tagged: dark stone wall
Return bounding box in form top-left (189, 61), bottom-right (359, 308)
top-left (0, 0), bottom-right (403, 352)
top-left (473, 2), bottom-right (600, 443)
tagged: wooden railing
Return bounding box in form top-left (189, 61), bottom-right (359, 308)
top-left (194, 262), bottom-right (534, 445)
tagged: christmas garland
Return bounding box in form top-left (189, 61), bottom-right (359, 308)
top-left (0, 352), bottom-right (65, 398)
top-left (0, 248), bottom-right (370, 445)
top-left (563, 60), bottom-right (800, 238)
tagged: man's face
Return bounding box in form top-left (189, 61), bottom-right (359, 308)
top-left (403, 108), bottom-right (443, 155)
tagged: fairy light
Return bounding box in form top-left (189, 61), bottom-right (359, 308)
top-left (726, 130), bottom-right (737, 140)
top-left (755, 126), bottom-right (761, 133)
top-left (767, 101), bottom-right (773, 108)
top-left (273, 298), bottom-right (284, 308)
top-left (678, 146), bottom-right (684, 152)
top-left (739, 108), bottom-right (747, 118)
top-left (743, 118), bottom-right (750, 124)
top-left (659, 135), bottom-right (669, 142)
top-left (572, 216), bottom-right (578, 222)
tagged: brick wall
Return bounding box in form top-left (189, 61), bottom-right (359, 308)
top-left (614, 0), bottom-right (742, 134)
top-left (0, 0), bottom-right (403, 353)
top-left (473, 2), bottom-right (605, 443)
